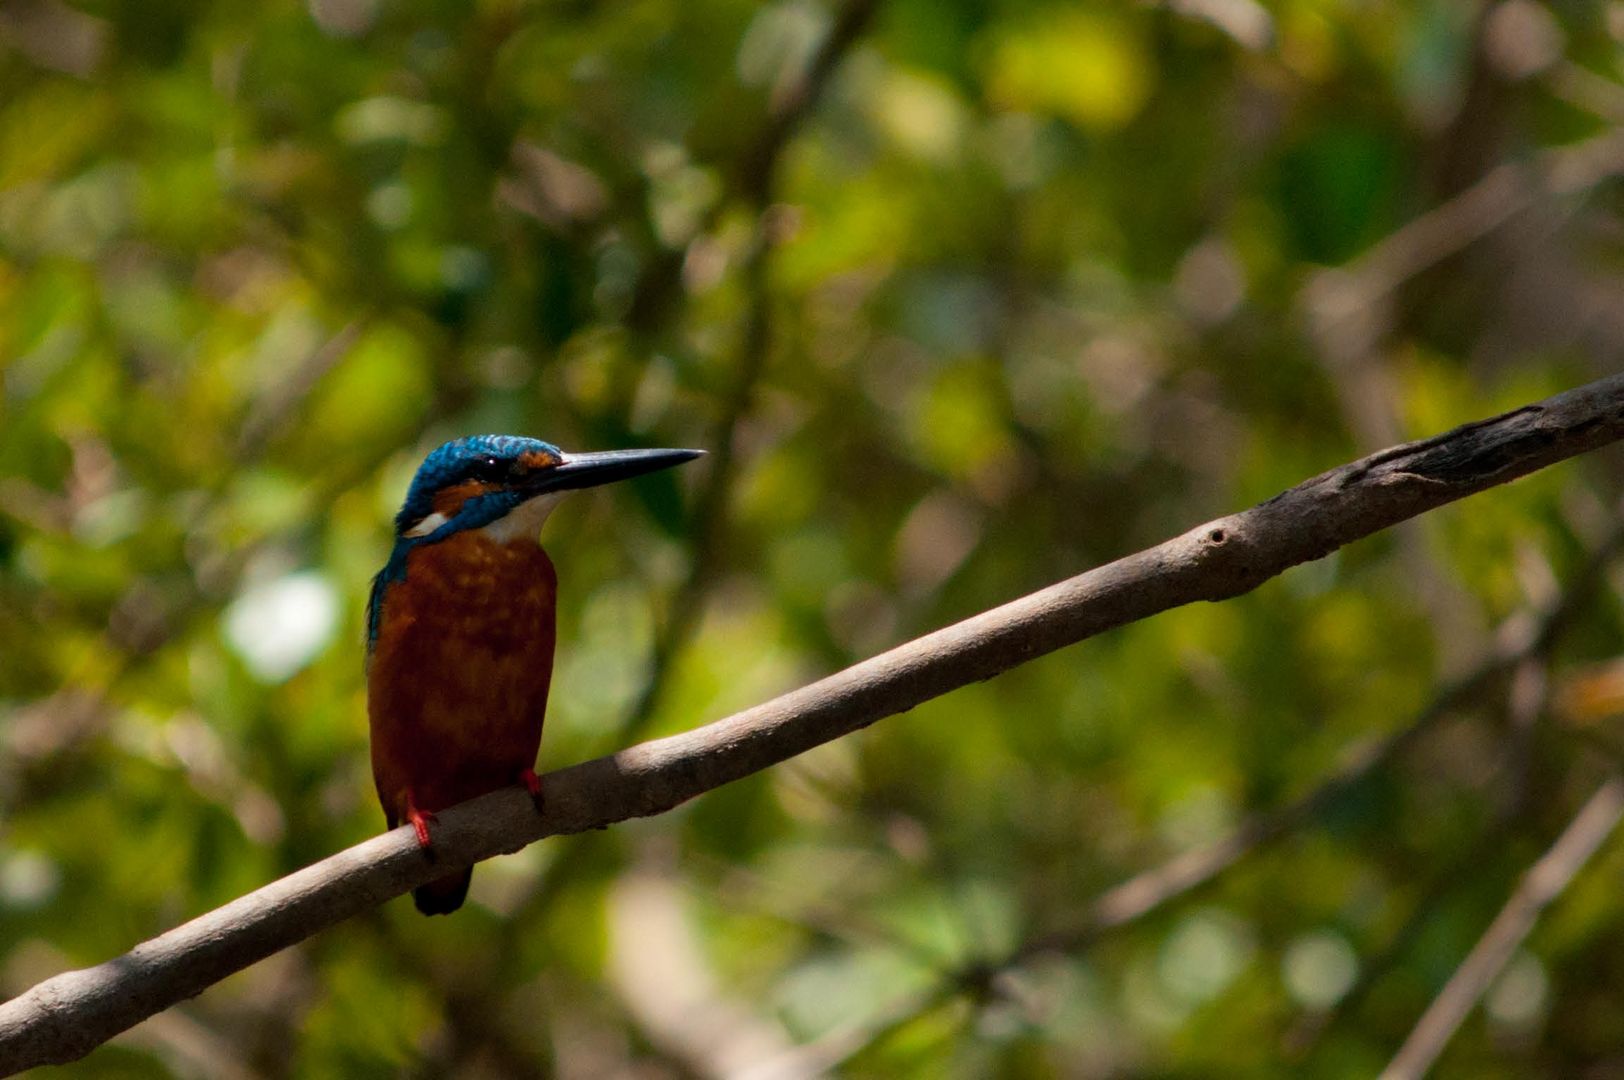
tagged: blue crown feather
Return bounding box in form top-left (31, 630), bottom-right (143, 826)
top-left (394, 434), bottom-right (563, 533)
top-left (367, 435), bottom-right (564, 651)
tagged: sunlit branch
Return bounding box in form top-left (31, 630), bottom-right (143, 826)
top-left (1019, 506), bottom-right (1624, 959)
top-left (814, 508), bottom-right (1624, 1074)
top-left (1, 373), bottom-right (1622, 1074)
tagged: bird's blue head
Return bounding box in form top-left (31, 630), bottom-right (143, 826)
top-left (368, 435), bottom-right (702, 650)
top-left (393, 434), bottom-right (703, 543)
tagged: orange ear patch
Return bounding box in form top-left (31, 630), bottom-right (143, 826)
top-left (518, 449), bottom-right (562, 470)
top-left (432, 479), bottom-right (496, 516)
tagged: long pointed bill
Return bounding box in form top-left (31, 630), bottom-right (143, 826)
top-left (531, 447), bottom-right (704, 494)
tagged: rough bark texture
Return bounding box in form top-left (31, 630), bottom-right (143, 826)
top-left (2, 372), bottom-right (1622, 1074)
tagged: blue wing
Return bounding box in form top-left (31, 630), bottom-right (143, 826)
top-left (366, 543), bottom-right (412, 655)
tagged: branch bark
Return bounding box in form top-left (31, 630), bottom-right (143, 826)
top-left (784, 510), bottom-right (1624, 1079)
top-left (1019, 500), bottom-right (1624, 960)
top-left (3, 373), bottom-right (1623, 1073)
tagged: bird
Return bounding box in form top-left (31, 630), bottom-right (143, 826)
top-left (366, 434), bottom-right (702, 914)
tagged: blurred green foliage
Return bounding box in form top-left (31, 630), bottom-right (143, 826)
top-left (3, 0), bottom-right (1624, 1075)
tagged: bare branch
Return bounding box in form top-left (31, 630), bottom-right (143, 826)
top-left (1380, 774), bottom-right (1624, 1080)
top-left (2, 373), bottom-right (1623, 1073)
top-left (1023, 501), bottom-right (1624, 959)
top-left (816, 502), bottom-right (1624, 1073)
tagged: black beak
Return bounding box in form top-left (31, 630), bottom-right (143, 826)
top-left (529, 447), bottom-right (704, 494)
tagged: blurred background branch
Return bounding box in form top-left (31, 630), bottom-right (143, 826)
top-left (619, 0), bottom-right (884, 744)
top-left (1381, 774), bottom-right (1624, 1080)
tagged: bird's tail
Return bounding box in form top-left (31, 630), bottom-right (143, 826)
top-left (413, 869), bottom-right (472, 915)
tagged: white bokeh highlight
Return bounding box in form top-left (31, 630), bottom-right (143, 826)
top-left (224, 570), bottom-right (340, 683)
top-left (1282, 929), bottom-right (1360, 1009)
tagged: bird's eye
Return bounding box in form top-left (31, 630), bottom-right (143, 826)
top-left (468, 455), bottom-right (507, 482)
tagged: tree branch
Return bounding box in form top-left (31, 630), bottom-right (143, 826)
top-left (1020, 499), bottom-right (1624, 960)
top-left (3, 373), bottom-right (1623, 1073)
top-left (1380, 773), bottom-right (1624, 1080)
top-left (795, 505), bottom-right (1624, 1077)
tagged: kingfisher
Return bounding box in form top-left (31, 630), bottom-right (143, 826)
top-left (367, 434), bottom-right (701, 914)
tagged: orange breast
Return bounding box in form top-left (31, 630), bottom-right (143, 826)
top-left (367, 531), bottom-right (558, 824)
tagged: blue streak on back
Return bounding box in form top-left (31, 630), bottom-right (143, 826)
top-left (366, 542), bottom-right (413, 654)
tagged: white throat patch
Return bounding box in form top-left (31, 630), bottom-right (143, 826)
top-left (402, 493), bottom-right (566, 543)
top-left (403, 511), bottom-right (449, 538)
top-left (477, 491), bottom-right (566, 543)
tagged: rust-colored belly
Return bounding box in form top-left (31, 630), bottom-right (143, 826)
top-left (367, 531), bottom-right (557, 825)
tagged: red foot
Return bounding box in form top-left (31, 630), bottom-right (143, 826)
top-left (405, 799), bottom-right (437, 850)
top-left (519, 767), bottom-right (545, 812)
